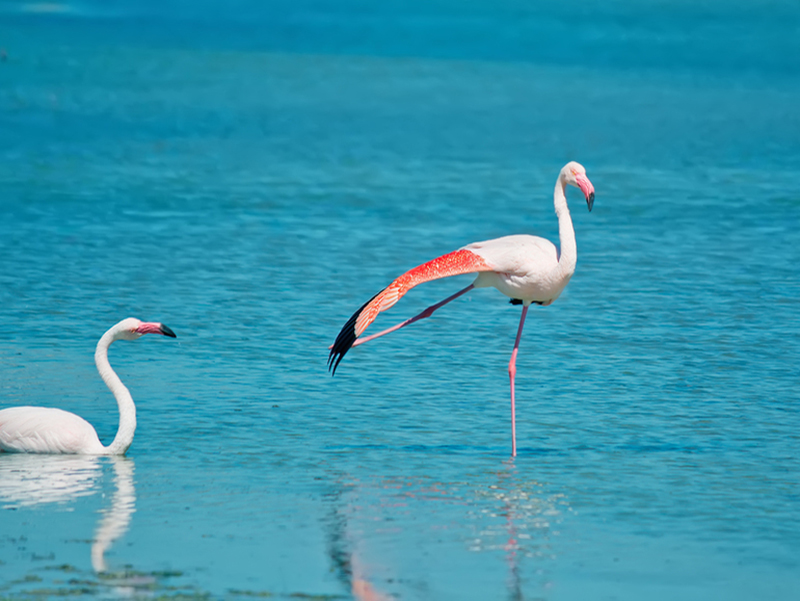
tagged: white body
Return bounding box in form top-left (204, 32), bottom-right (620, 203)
top-left (0, 407), bottom-right (107, 454)
top-left (467, 234), bottom-right (567, 306)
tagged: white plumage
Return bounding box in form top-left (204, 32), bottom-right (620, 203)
top-left (0, 318), bottom-right (176, 455)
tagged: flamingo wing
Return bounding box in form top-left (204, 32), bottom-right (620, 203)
top-left (0, 407), bottom-right (103, 454)
top-left (465, 235), bottom-right (559, 278)
top-left (328, 248), bottom-right (495, 374)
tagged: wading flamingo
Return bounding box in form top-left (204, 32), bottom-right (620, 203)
top-left (0, 318), bottom-right (176, 455)
top-left (328, 162), bottom-right (595, 456)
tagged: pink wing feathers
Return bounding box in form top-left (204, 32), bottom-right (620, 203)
top-left (328, 249), bottom-right (494, 374)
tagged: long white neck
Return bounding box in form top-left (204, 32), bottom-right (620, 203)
top-left (95, 331), bottom-right (136, 455)
top-left (554, 177), bottom-right (577, 279)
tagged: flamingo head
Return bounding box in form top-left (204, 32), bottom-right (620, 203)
top-left (114, 317), bottom-right (177, 341)
top-left (562, 161), bottom-right (595, 212)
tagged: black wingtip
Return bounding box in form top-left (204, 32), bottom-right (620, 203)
top-left (509, 298), bottom-right (523, 305)
top-left (159, 324), bottom-right (177, 338)
top-left (328, 289), bottom-right (384, 376)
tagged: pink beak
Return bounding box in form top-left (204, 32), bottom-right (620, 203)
top-left (136, 322), bottom-right (177, 337)
top-left (575, 174), bottom-right (595, 212)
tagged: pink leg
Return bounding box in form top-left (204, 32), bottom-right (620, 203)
top-left (508, 305), bottom-right (529, 457)
top-left (349, 284), bottom-right (475, 348)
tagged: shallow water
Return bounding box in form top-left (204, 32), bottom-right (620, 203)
top-left (1, 0), bottom-right (799, 599)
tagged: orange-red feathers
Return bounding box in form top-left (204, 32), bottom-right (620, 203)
top-left (354, 249), bottom-right (491, 337)
top-left (329, 249), bottom-right (492, 374)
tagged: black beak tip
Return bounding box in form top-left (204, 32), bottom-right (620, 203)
top-left (160, 324), bottom-right (177, 338)
top-left (587, 192), bottom-right (595, 212)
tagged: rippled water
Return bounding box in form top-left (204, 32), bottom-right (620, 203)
top-left (1, 1), bottom-right (799, 599)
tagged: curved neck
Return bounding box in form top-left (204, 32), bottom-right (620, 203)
top-left (554, 178), bottom-right (577, 278)
top-left (95, 332), bottom-right (136, 455)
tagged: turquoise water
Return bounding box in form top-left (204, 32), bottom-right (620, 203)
top-left (1, 1), bottom-right (799, 599)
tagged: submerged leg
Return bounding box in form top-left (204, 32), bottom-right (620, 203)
top-left (508, 305), bottom-right (529, 457)
top-left (349, 284), bottom-right (475, 348)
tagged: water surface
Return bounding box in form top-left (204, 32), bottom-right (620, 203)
top-left (1, 1), bottom-right (799, 599)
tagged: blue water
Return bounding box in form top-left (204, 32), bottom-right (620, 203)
top-left (1, 0), bottom-right (799, 598)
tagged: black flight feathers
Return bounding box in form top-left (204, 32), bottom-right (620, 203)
top-left (509, 299), bottom-right (544, 306)
top-left (327, 289), bottom-right (384, 376)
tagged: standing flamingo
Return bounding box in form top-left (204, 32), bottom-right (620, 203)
top-left (0, 318), bottom-right (176, 455)
top-left (328, 162), bottom-right (595, 456)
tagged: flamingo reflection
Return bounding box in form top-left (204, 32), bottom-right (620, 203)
top-left (91, 457), bottom-right (136, 573)
top-left (0, 454), bottom-right (135, 576)
top-left (322, 462), bottom-right (566, 600)
top-left (0, 454), bottom-right (102, 508)
top-left (473, 461), bottom-right (566, 598)
top-left (324, 484), bottom-right (395, 601)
